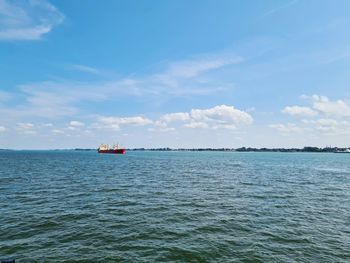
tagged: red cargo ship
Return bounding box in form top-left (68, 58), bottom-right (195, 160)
top-left (98, 144), bottom-right (126, 154)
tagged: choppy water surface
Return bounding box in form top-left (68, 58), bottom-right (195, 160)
top-left (1, 151), bottom-right (350, 262)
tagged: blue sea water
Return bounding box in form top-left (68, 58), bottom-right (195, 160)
top-left (0, 151), bottom-right (350, 262)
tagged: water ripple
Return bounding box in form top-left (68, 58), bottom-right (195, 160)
top-left (1, 151), bottom-right (350, 262)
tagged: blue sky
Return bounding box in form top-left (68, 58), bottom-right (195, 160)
top-left (1, 0), bottom-right (350, 149)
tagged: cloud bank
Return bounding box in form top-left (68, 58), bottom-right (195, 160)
top-left (272, 95), bottom-right (350, 136)
top-left (94, 105), bottom-right (253, 132)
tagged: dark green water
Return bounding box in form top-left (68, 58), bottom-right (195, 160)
top-left (1, 151), bottom-right (350, 262)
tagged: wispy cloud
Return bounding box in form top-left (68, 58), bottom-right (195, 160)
top-left (320, 51), bottom-right (350, 65)
top-left (261, 0), bottom-right (298, 17)
top-left (134, 53), bottom-right (243, 96)
top-left (0, 91), bottom-right (12, 102)
top-left (165, 55), bottom-right (243, 78)
top-left (70, 64), bottom-right (100, 74)
top-left (0, 0), bottom-right (64, 41)
top-left (0, 52), bottom-right (244, 120)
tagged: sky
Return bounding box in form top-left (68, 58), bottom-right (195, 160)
top-left (1, 0), bottom-right (350, 149)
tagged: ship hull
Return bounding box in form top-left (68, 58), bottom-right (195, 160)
top-left (98, 149), bottom-right (126, 154)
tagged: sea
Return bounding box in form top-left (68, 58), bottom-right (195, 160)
top-left (0, 151), bottom-right (349, 262)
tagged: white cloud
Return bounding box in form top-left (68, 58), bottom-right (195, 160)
top-left (190, 105), bottom-right (253, 126)
top-left (154, 105), bottom-right (253, 130)
top-left (311, 95), bottom-right (350, 117)
top-left (95, 116), bottom-right (153, 130)
top-left (148, 127), bottom-right (175, 132)
top-left (282, 106), bottom-right (317, 117)
top-left (184, 122), bottom-right (209, 129)
top-left (17, 122), bottom-right (34, 129)
top-left (150, 112), bottom-right (190, 132)
top-left (156, 112), bottom-right (190, 127)
top-left (52, 129), bottom-right (64, 134)
top-left (312, 118), bottom-right (339, 126)
top-left (277, 95), bottom-right (350, 136)
top-left (269, 123), bottom-right (302, 133)
top-left (91, 104), bottom-right (252, 132)
top-left (16, 122), bottom-right (36, 134)
top-left (0, 125), bottom-right (6, 132)
top-left (212, 124), bottom-right (237, 130)
top-left (288, 95), bottom-right (350, 118)
top-left (69, 120), bottom-right (85, 127)
top-left (0, 25), bottom-right (51, 40)
top-left (304, 118), bottom-right (350, 133)
top-left (0, 0), bottom-right (64, 41)
top-left (160, 112), bottom-right (190, 123)
top-left (166, 55), bottom-right (244, 78)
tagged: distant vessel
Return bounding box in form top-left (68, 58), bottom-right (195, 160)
top-left (98, 143), bottom-right (126, 154)
top-left (334, 148), bottom-right (350, 153)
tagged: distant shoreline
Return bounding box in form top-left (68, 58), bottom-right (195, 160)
top-left (1, 147), bottom-right (349, 153)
